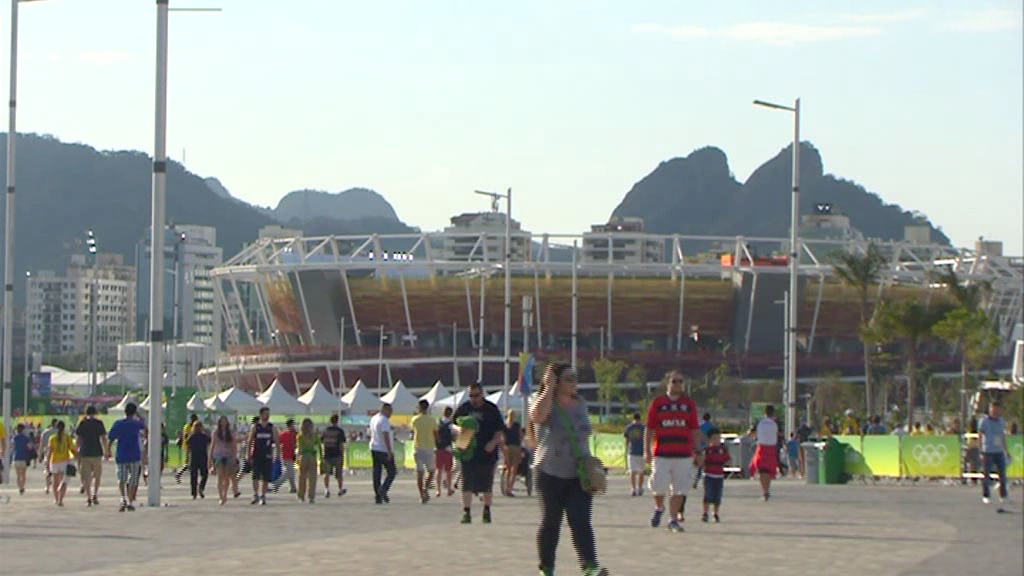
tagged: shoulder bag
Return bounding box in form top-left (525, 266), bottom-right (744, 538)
top-left (556, 405), bottom-right (606, 495)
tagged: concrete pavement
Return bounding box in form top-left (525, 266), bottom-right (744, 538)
top-left (0, 466), bottom-right (1020, 575)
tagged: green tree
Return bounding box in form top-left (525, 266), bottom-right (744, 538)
top-left (932, 269), bottom-right (998, 397)
top-left (831, 243), bottom-right (886, 415)
top-left (592, 358), bottom-right (628, 420)
top-left (624, 364), bottom-right (649, 415)
top-left (873, 300), bottom-right (949, 428)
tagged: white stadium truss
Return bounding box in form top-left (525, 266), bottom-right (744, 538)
top-left (202, 231), bottom-right (1022, 390)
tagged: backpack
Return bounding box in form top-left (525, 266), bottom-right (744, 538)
top-left (436, 419), bottom-right (454, 449)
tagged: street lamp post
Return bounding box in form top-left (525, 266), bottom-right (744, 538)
top-left (474, 188), bottom-right (512, 413)
top-left (754, 97), bottom-right (801, 438)
top-left (23, 270), bottom-right (30, 415)
top-left (86, 230), bottom-right (98, 397)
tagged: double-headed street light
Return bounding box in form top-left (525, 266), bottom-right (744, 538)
top-left (86, 229), bottom-right (98, 397)
top-left (753, 97), bottom-right (801, 438)
top-left (474, 188), bottom-right (512, 414)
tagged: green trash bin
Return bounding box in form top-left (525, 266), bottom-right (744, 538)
top-left (822, 438), bottom-right (849, 484)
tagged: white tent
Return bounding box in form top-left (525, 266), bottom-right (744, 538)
top-left (256, 380), bottom-right (308, 414)
top-left (419, 380), bottom-right (452, 406)
top-left (203, 394), bottom-right (235, 413)
top-left (340, 380), bottom-right (382, 414)
top-left (216, 386), bottom-right (264, 414)
top-left (431, 390), bottom-right (468, 415)
top-left (298, 380), bottom-right (343, 415)
top-left (487, 385), bottom-right (526, 414)
top-left (139, 395), bottom-right (166, 412)
top-left (380, 380), bottom-right (419, 413)
top-left (108, 393), bottom-right (139, 413)
top-left (185, 393), bottom-right (207, 413)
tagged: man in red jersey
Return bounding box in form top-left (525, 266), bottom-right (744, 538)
top-left (645, 370), bottom-right (703, 533)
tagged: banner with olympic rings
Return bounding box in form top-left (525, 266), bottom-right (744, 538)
top-left (900, 436), bottom-right (960, 477)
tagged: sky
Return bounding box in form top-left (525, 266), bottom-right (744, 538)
top-left (3, 0), bottom-right (1022, 253)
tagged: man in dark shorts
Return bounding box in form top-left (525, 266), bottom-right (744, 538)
top-left (321, 414), bottom-right (347, 498)
top-left (453, 382), bottom-right (505, 524)
top-left (248, 407), bottom-right (278, 506)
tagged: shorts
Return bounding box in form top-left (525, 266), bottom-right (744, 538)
top-left (461, 460), bottom-right (496, 495)
top-left (117, 461), bottom-right (143, 487)
top-left (14, 459), bottom-right (28, 470)
top-left (649, 456), bottom-right (694, 497)
top-left (749, 444), bottom-right (779, 479)
top-left (628, 455), bottom-right (645, 473)
top-left (49, 461), bottom-right (69, 475)
top-left (321, 455), bottom-right (344, 478)
top-left (252, 457), bottom-right (273, 482)
top-left (435, 449), bottom-right (453, 472)
top-left (213, 455), bottom-right (233, 468)
top-left (415, 448), bottom-right (436, 473)
top-left (79, 456), bottom-right (103, 485)
top-left (703, 476), bottom-right (724, 505)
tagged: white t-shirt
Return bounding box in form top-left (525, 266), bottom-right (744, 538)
top-left (756, 417), bottom-right (778, 446)
top-left (369, 413), bottom-right (392, 453)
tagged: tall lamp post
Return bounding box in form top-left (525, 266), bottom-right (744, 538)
top-left (23, 270), bottom-right (30, 415)
top-left (86, 229), bottom-right (98, 397)
top-left (753, 97), bottom-right (801, 438)
top-left (475, 188), bottom-right (512, 413)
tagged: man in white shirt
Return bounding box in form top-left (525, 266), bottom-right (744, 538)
top-left (749, 404), bottom-right (779, 502)
top-left (369, 403), bottom-right (396, 504)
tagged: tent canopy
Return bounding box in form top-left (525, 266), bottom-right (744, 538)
top-left (204, 394), bottom-right (236, 413)
top-left (431, 390), bottom-right (468, 415)
top-left (340, 380), bottom-right (383, 414)
top-left (216, 386), bottom-right (264, 414)
top-left (185, 393), bottom-right (207, 413)
top-left (256, 379), bottom-right (308, 415)
top-left (419, 380), bottom-right (452, 406)
top-left (138, 395), bottom-right (166, 412)
top-left (380, 380), bottom-right (419, 414)
top-left (109, 393), bottom-right (139, 413)
top-left (298, 380), bottom-right (343, 415)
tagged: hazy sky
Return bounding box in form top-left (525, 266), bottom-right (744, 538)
top-left (4, 0), bottom-right (1022, 253)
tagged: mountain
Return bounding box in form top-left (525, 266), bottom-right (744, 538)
top-left (611, 142), bottom-right (950, 245)
top-left (273, 188), bottom-right (402, 223)
top-left (0, 134), bottom-right (415, 302)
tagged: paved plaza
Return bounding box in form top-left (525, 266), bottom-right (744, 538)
top-left (0, 465), bottom-right (1021, 576)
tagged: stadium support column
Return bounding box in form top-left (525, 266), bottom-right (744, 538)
top-left (147, 0), bottom-right (169, 507)
top-left (571, 241), bottom-right (578, 373)
top-left (503, 188), bottom-right (511, 415)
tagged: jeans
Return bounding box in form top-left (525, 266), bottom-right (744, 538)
top-left (982, 452), bottom-right (1008, 499)
top-left (272, 459), bottom-right (297, 492)
top-left (371, 450), bottom-right (396, 501)
top-left (536, 471), bottom-right (598, 572)
top-left (297, 454), bottom-right (318, 501)
top-left (190, 456), bottom-right (209, 497)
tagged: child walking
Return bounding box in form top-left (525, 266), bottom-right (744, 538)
top-left (701, 429), bottom-right (730, 523)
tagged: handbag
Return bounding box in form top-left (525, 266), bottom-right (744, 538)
top-left (556, 405), bottom-right (606, 495)
top-left (66, 463), bottom-right (78, 478)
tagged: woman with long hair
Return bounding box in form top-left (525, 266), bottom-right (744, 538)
top-left (296, 418), bottom-right (322, 503)
top-left (529, 363), bottom-right (608, 576)
top-left (46, 421), bottom-right (77, 507)
top-left (502, 410), bottom-right (524, 496)
top-left (210, 416), bottom-right (238, 505)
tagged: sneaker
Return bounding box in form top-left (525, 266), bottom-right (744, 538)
top-left (667, 520), bottom-right (684, 533)
top-left (584, 566), bottom-right (610, 576)
top-left (539, 570), bottom-right (554, 576)
top-left (982, 497), bottom-right (991, 504)
top-left (482, 508), bottom-right (492, 524)
top-left (289, 488), bottom-right (297, 494)
top-left (421, 491), bottom-right (430, 504)
top-left (80, 486), bottom-right (86, 494)
top-left (630, 489), bottom-right (637, 497)
top-left (762, 492), bottom-right (770, 502)
top-left (325, 490), bottom-right (331, 499)
top-left (199, 491), bottom-right (205, 499)
top-left (308, 498), bottom-right (315, 504)
top-left (714, 514), bottom-right (720, 523)
top-left (382, 494), bottom-right (390, 504)
top-left (251, 495), bottom-right (260, 505)
top-left (91, 496), bottom-right (99, 505)
top-left (118, 502), bottom-right (127, 512)
top-left (260, 496), bottom-right (267, 506)
top-left (460, 510), bottom-right (472, 524)
top-left (638, 488), bottom-right (644, 496)
top-left (338, 489), bottom-right (347, 497)
top-left (87, 499), bottom-right (93, 507)
top-left (126, 504), bottom-right (136, 512)
top-left (650, 508), bottom-right (664, 528)
top-left (701, 513), bottom-right (708, 523)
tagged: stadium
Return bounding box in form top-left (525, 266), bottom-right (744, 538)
top-left (201, 224), bottom-right (1023, 399)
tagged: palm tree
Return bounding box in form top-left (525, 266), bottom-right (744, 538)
top-left (932, 268), bottom-right (996, 395)
top-left (831, 243), bottom-right (886, 415)
top-left (874, 300), bottom-right (949, 429)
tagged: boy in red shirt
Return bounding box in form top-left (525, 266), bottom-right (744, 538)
top-left (701, 429), bottom-right (730, 523)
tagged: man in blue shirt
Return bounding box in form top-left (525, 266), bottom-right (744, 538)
top-left (107, 403), bottom-right (147, 512)
top-left (978, 402), bottom-right (1010, 504)
top-left (624, 413), bottom-right (646, 496)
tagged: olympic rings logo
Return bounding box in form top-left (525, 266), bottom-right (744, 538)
top-left (598, 442), bottom-right (625, 459)
top-left (911, 444), bottom-right (948, 466)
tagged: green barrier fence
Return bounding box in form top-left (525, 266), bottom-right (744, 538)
top-left (901, 436), bottom-right (961, 478)
top-left (1007, 436), bottom-right (1023, 479)
top-left (831, 435), bottom-right (1023, 479)
top-left (860, 436), bottom-right (902, 477)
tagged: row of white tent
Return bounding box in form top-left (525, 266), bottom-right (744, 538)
top-left (109, 379), bottom-right (528, 417)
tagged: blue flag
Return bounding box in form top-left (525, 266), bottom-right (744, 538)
top-left (521, 354), bottom-right (535, 396)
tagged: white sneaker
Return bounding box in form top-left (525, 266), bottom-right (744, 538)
top-left (982, 497), bottom-right (991, 504)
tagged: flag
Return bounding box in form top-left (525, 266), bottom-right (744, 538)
top-left (521, 354), bottom-right (535, 396)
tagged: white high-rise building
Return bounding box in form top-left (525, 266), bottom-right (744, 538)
top-left (441, 212), bottom-right (531, 262)
top-left (136, 224), bottom-right (223, 356)
top-left (582, 217), bottom-right (664, 264)
top-left (27, 253), bottom-right (136, 369)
